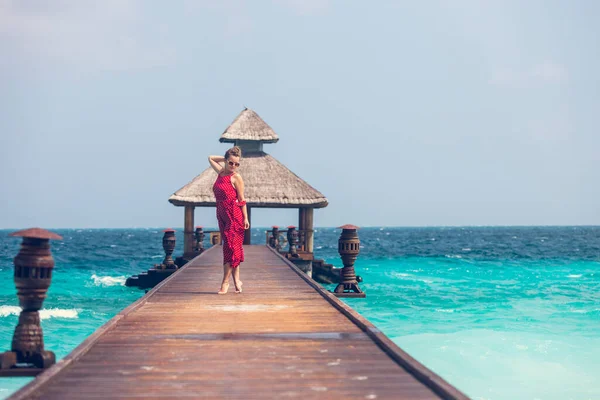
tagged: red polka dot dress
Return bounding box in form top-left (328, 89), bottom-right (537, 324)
top-left (213, 173), bottom-right (245, 268)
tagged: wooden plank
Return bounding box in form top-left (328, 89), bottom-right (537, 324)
top-left (6, 248), bottom-right (217, 400)
top-left (268, 246), bottom-right (470, 400)
top-left (7, 245), bottom-right (468, 400)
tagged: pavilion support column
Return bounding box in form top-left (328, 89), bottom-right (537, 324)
top-left (305, 208), bottom-right (314, 253)
top-left (298, 208), bottom-right (307, 252)
top-left (183, 206), bottom-right (195, 258)
top-left (298, 208), bottom-right (306, 231)
top-left (244, 206), bottom-right (251, 245)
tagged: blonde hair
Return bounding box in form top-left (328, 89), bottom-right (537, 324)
top-left (225, 146), bottom-right (242, 159)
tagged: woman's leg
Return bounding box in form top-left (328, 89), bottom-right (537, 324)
top-left (232, 267), bottom-right (242, 293)
top-left (218, 263), bottom-right (232, 294)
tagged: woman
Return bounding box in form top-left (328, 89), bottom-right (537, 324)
top-left (209, 146), bottom-right (250, 294)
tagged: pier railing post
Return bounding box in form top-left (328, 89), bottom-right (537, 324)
top-left (333, 224), bottom-right (365, 298)
top-left (194, 226), bottom-right (205, 255)
top-left (210, 232), bottom-right (221, 246)
top-left (126, 229), bottom-right (180, 288)
top-left (286, 226), bottom-right (299, 258)
top-left (159, 229), bottom-right (177, 270)
top-left (269, 226), bottom-right (279, 249)
top-left (0, 228), bottom-right (61, 376)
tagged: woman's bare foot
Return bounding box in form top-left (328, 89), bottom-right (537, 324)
top-left (234, 280), bottom-right (243, 294)
top-left (217, 282), bottom-right (229, 295)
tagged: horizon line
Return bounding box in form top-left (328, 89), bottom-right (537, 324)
top-left (1, 224), bottom-right (599, 231)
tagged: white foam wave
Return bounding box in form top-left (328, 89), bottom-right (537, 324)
top-left (567, 274), bottom-right (582, 278)
top-left (91, 274), bottom-right (126, 287)
top-left (0, 305), bottom-right (78, 319)
top-left (0, 305), bottom-right (21, 317)
top-left (436, 309), bottom-right (455, 313)
top-left (40, 308), bottom-right (79, 319)
top-left (445, 254), bottom-right (463, 259)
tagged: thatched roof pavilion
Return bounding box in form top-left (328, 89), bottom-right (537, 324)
top-left (169, 108), bottom-right (328, 256)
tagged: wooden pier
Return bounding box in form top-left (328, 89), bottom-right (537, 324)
top-left (8, 245), bottom-right (468, 400)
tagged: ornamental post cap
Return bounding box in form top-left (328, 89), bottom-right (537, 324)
top-left (163, 228), bottom-right (175, 233)
top-left (272, 225), bottom-right (279, 228)
top-left (195, 226), bottom-right (203, 229)
top-left (287, 225), bottom-right (296, 229)
top-left (9, 228), bottom-right (63, 241)
top-left (338, 224), bottom-right (360, 230)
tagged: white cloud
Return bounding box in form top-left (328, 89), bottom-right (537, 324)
top-left (0, 0), bottom-right (176, 73)
top-left (489, 67), bottom-right (522, 87)
top-left (274, 0), bottom-right (330, 16)
top-left (531, 61), bottom-right (568, 83)
top-left (527, 111), bottom-right (573, 143)
top-left (490, 62), bottom-right (568, 87)
top-left (182, 0), bottom-right (255, 37)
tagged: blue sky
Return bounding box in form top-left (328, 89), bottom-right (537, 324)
top-left (1, 0), bottom-right (598, 228)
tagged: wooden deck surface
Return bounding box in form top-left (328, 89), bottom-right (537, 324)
top-left (9, 245), bottom-right (468, 400)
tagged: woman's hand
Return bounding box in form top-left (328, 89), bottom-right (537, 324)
top-left (244, 218), bottom-right (250, 230)
top-left (208, 155), bottom-right (225, 173)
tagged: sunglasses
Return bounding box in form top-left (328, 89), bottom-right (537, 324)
top-left (228, 161), bottom-right (240, 167)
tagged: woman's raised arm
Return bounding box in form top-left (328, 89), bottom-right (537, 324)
top-left (208, 155), bottom-right (225, 173)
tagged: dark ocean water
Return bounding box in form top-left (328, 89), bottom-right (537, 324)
top-left (1, 226), bottom-right (599, 400)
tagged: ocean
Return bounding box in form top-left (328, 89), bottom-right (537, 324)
top-left (1, 227), bottom-right (599, 400)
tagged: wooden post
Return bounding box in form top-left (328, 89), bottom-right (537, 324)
top-left (269, 226), bottom-right (280, 250)
top-left (0, 228), bottom-right (62, 376)
top-left (194, 227), bottom-right (205, 255)
top-left (210, 232), bottom-right (221, 246)
top-left (244, 206), bottom-right (251, 245)
top-left (305, 208), bottom-right (314, 253)
top-left (298, 208), bottom-right (306, 251)
top-left (333, 224), bottom-right (365, 298)
top-left (298, 208), bottom-right (306, 231)
top-left (161, 229), bottom-right (177, 269)
top-left (184, 206), bottom-right (194, 258)
top-left (286, 226), bottom-right (299, 257)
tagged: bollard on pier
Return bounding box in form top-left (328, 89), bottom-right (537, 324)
top-left (0, 228), bottom-right (62, 377)
top-left (332, 224), bottom-right (365, 298)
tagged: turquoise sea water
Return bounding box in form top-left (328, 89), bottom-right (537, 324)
top-left (1, 227), bottom-right (599, 400)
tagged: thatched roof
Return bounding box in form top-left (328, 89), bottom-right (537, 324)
top-left (169, 152), bottom-right (328, 208)
top-left (220, 108), bottom-right (279, 143)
